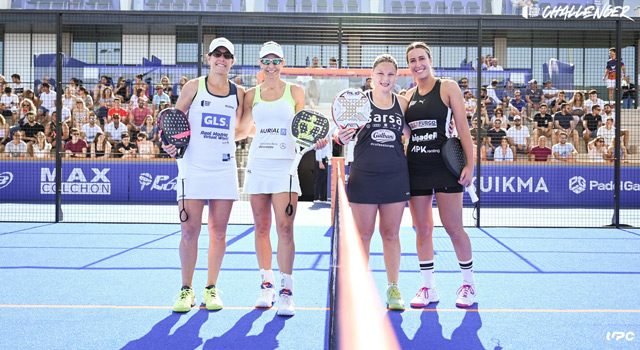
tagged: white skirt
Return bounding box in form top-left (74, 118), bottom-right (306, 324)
top-left (243, 157), bottom-right (302, 195)
top-left (175, 160), bottom-right (239, 201)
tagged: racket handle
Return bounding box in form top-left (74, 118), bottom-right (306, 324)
top-left (176, 158), bottom-right (186, 179)
top-left (289, 153), bottom-right (303, 176)
top-left (466, 183), bottom-right (479, 203)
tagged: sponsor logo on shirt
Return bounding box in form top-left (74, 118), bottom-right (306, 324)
top-left (222, 153), bottom-right (231, 161)
top-left (259, 128), bottom-right (287, 135)
top-left (202, 113), bottom-right (230, 130)
top-left (411, 132), bottom-right (438, 143)
top-left (225, 104), bottom-right (235, 109)
top-left (409, 120), bottom-right (437, 130)
top-left (201, 100), bottom-right (211, 107)
top-left (411, 145), bottom-right (440, 154)
top-left (371, 129), bottom-right (396, 143)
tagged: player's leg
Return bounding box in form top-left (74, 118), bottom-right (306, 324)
top-left (271, 192), bottom-right (299, 316)
top-left (408, 194), bottom-right (439, 308)
top-left (202, 199), bottom-right (234, 310)
top-left (435, 191), bottom-right (476, 308)
top-left (174, 199), bottom-right (206, 312)
top-left (378, 201), bottom-right (406, 310)
top-left (250, 193), bottom-right (277, 308)
top-left (349, 202), bottom-right (379, 259)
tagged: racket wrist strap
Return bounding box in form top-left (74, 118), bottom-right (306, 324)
top-left (334, 133), bottom-right (344, 146)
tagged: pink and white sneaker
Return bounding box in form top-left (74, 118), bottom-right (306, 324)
top-left (410, 287), bottom-right (440, 308)
top-left (455, 284), bottom-right (476, 308)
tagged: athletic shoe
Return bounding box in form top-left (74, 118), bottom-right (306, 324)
top-left (255, 282), bottom-right (276, 308)
top-left (203, 286), bottom-right (223, 311)
top-left (173, 287), bottom-right (196, 313)
top-left (410, 287), bottom-right (440, 308)
top-left (277, 289), bottom-right (295, 316)
top-left (386, 285), bottom-right (405, 310)
top-left (455, 284), bottom-right (476, 308)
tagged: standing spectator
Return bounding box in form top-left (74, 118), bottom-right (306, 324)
top-left (584, 89), bottom-right (604, 114)
top-left (114, 77), bottom-right (130, 103)
top-left (463, 90), bottom-right (477, 120)
top-left (20, 112), bottom-right (45, 145)
top-left (508, 90), bottom-right (526, 120)
top-left (603, 48), bottom-right (625, 103)
top-left (104, 113), bottom-right (126, 146)
top-left (486, 118), bottom-right (507, 160)
top-left (479, 87), bottom-right (496, 118)
top-left (72, 98), bottom-right (91, 128)
top-left (136, 131), bottom-right (156, 159)
top-left (532, 103), bottom-right (554, 144)
top-left (501, 81), bottom-right (517, 113)
top-left (361, 77), bottom-right (373, 92)
top-left (313, 141), bottom-right (330, 202)
top-left (525, 79), bottom-right (543, 119)
top-left (622, 76), bottom-right (635, 109)
top-left (552, 131), bottom-right (578, 162)
top-left (494, 136), bottom-right (514, 162)
top-left (554, 102), bottom-right (579, 146)
top-left (529, 135), bottom-right (552, 162)
top-left (64, 127), bottom-right (88, 158)
top-left (506, 115), bottom-right (530, 160)
top-left (542, 80), bottom-right (559, 106)
top-left (151, 84), bottom-right (170, 115)
top-left (115, 132), bottom-right (137, 158)
top-left (130, 99), bottom-right (151, 133)
top-left (29, 131), bottom-right (51, 158)
top-left (81, 113), bottom-right (103, 144)
top-left (486, 79), bottom-right (501, 106)
top-left (582, 104), bottom-right (602, 149)
top-left (90, 132), bottom-right (111, 158)
top-left (4, 130), bottom-right (27, 158)
top-left (0, 86), bottom-right (19, 123)
top-left (10, 74), bottom-right (25, 98)
top-left (308, 56), bottom-right (323, 68)
top-left (588, 136), bottom-right (607, 163)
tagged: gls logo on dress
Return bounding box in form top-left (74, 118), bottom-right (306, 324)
top-left (202, 113), bottom-right (230, 130)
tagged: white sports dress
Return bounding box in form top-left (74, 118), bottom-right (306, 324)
top-left (175, 77), bottom-right (239, 201)
top-left (243, 83), bottom-right (301, 195)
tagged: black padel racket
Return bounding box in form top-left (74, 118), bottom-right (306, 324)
top-left (285, 109), bottom-right (331, 216)
top-left (441, 137), bottom-right (478, 203)
top-left (331, 89), bottom-right (371, 163)
top-left (158, 108), bottom-right (192, 221)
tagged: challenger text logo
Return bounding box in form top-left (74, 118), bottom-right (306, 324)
top-left (0, 172), bottom-right (13, 189)
top-left (569, 176), bottom-right (586, 194)
top-left (139, 173), bottom-right (177, 191)
top-left (522, 4), bottom-right (633, 21)
top-left (40, 168), bottom-right (111, 195)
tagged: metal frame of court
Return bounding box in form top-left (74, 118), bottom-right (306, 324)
top-left (1, 10), bottom-right (639, 228)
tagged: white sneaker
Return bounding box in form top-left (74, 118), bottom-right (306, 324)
top-left (410, 286), bottom-right (440, 308)
top-left (277, 289), bottom-right (295, 316)
top-left (455, 284), bottom-right (476, 308)
top-left (255, 283), bottom-right (276, 308)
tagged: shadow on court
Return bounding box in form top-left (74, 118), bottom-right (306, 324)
top-left (121, 309), bottom-right (208, 350)
top-left (388, 306), bottom-right (483, 350)
top-left (203, 309), bottom-right (289, 350)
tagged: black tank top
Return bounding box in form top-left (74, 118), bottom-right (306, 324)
top-left (350, 91), bottom-right (407, 172)
top-left (404, 79), bottom-right (459, 189)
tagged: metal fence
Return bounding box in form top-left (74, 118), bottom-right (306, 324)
top-left (0, 10), bottom-right (639, 227)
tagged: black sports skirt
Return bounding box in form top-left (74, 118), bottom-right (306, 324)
top-left (347, 167), bottom-right (410, 204)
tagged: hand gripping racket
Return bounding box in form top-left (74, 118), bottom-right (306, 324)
top-left (441, 137), bottom-right (479, 203)
top-left (331, 88), bottom-right (371, 163)
top-left (285, 109), bottom-right (331, 216)
top-left (158, 108), bottom-right (192, 222)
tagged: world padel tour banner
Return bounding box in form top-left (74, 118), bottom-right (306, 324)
top-left (0, 160), bottom-right (639, 207)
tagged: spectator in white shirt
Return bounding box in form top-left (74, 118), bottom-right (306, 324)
top-left (542, 80), bottom-right (558, 106)
top-left (104, 113), bottom-right (126, 145)
top-left (81, 113), bottom-right (103, 144)
top-left (584, 89), bottom-right (605, 114)
top-left (487, 58), bottom-right (504, 71)
top-left (37, 82), bottom-right (56, 124)
top-left (506, 115), bottom-right (531, 160)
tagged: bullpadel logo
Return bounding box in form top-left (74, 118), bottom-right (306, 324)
top-left (0, 172), bottom-right (13, 189)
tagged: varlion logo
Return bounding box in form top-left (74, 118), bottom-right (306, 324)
top-left (371, 129), bottom-right (395, 143)
top-left (569, 176), bottom-right (586, 194)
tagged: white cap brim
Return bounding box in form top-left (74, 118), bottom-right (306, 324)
top-left (209, 37), bottom-right (234, 56)
top-left (259, 43), bottom-right (284, 59)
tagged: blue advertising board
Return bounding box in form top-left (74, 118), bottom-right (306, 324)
top-left (1, 160), bottom-right (639, 207)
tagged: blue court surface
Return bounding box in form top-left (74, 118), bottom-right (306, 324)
top-left (0, 222), bottom-right (639, 349)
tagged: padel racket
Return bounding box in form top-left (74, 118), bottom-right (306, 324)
top-left (441, 137), bottom-right (479, 203)
top-left (158, 108), bottom-right (191, 222)
top-left (331, 88), bottom-right (371, 163)
top-left (285, 109), bottom-right (331, 216)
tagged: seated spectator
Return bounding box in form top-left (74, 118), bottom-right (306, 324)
top-left (37, 82), bottom-right (56, 124)
top-left (90, 132), bottom-right (112, 159)
top-left (104, 114), bottom-right (127, 146)
top-left (569, 90), bottom-right (586, 126)
top-left (151, 85), bottom-right (170, 115)
top-left (464, 90), bottom-right (477, 119)
top-left (29, 131), bottom-right (51, 158)
top-left (605, 136), bottom-right (628, 163)
top-left (508, 90), bottom-right (527, 120)
top-left (494, 136), bottom-right (514, 162)
top-left (96, 87), bottom-right (115, 124)
top-left (140, 114), bottom-right (159, 145)
top-left (116, 133), bottom-right (137, 158)
top-left (10, 74), bottom-right (25, 98)
top-left (133, 74), bottom-right (148, 99)
top-left (480, 87), bottom-right (496, 117)
top-left (161, 76), bottom-right (173, 102)
top-left (177, 76), bottom-right (188, 98)
top-left (137, 132), bottom-right (156, 159)
top-left (154, 100), bottom-right (170, 119)
top-left (77, 86), bottom-right (94, 110)
top-left (491, 107), bottom-right (508, 129)
top-left (21, 112), bottom-right (45, 146)
top-left (4, 130), bottom-right (27, 158)
top-left (551, 90), bottom-right (569, 114)
top-left (72, 98), bottom-right (91, 129)
top-left (486, 119), bottom-right (507, 160)
top-left (64, 127), bottom-right (88, 158)
top-left (501, 81), bottom-right (517, 112)
top-left (129, 87), bottom-right (149, 110)
top-left (114, 77), bottom-right (130, 103)
top-left (525, 79), bottom-right (543, 120)
top-left (472, 56), bottom-right (488, 71)
top-left (0, 86), bottom-right (19, 123)
top-left (542, 80), bottom-right (559, 107)
top-left (588, 136), bottom-right (608, 163)
top-left (0, 115), bottom-right (9, 153)
top-left (487, 58), bottom-right (503, 71)
top-left (552, 131), bottom-right (578, 162)
top-left (582, 105), bottom-right (602, 149)
top-left (553, 102), bottom-right (579, 147)
top-left (130, 99), bottom-right (151, 134)
top-left (529, 135), bottom-right (552, 162)
top-left (473, 104), bottom-right (491, 129)
top-left (532, 103), bottom-right (554, 144)
top-left (48, 105), bottom-right (72, 125)
top-left (486, 79), bottom-right (501, 106)
top-left (458, 77), bottom-right (470, 93)
top-left (361, 77), bottom-right (373, 92)
top-left (596, 116), bottom-right (615, 145)
top-left (62, 86), bottom-right (76, 111)
top-left (308, 56), bottom-right (323, 68)
top-left (600, 103), bottom-right (629, 149)
top-left (68, 77), bottom-right (81, 95)
top-left (107, 97), bottom-right (129, 125)
top-left (16, 99), bottom-right (37, 128)
top-left (329, 57), bottom-right (338, 68)
top-left (45, 111), bottom-right (70, 148)
top-left (93, 75), bottom-right (113, 104)
top-left (584, 89), bottom-right (604, 115)
top-left (469, 118), bottom-right (488, 145)
top-left (506, 115), bottom-right (530, 160)
top-left (81, 113), bottom-right (103, 144)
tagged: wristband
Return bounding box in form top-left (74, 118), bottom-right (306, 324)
top-left (334, 133), bottom-right (344, 146)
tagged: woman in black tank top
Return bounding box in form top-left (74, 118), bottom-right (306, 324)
top-left (404, 42), bottom-right (477, 308)
top-left (336, 54), bottom-right (411, 310)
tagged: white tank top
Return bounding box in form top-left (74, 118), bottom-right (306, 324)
top-left (182, 77), bottom-right (238, 170)
top-left (248, 83), bottom-right (297, 160)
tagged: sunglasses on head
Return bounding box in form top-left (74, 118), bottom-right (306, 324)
top-left (211, 50), bottom-right (234, 59)
top-left (260, 58), bottom-right (283, 65)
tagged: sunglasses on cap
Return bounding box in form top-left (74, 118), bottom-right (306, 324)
top-left (260, 58), bottom-right (283, 65)
top-left (211, 50), bottom-right (234, 59)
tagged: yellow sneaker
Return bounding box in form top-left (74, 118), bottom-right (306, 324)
top-left (386, 285), bottom-right (405, 311)
top-left (203, 286), bottom-right (223, 311)
top-left (173, 287), bottom-right (196, 313)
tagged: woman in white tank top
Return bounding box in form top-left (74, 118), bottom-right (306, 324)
top-left (237, 41), bottom-right (308, 317)
top-left (161, 37), bottom-right (246, 313)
